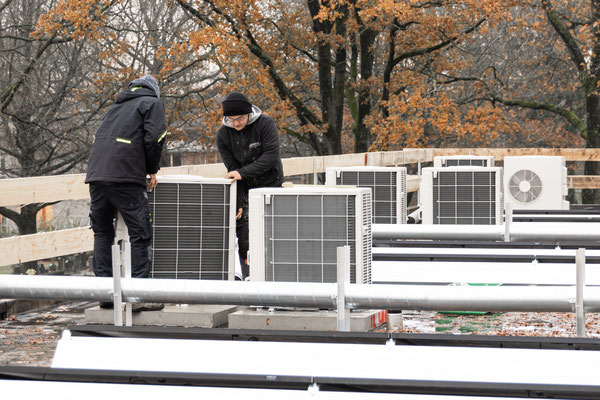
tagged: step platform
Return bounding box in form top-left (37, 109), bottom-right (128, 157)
top-left (84, 304), bottom-right (239, 328)
top-left (228, 308), bottom-right (389, 332)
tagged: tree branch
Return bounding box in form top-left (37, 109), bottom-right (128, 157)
top-left (541, 0), bottom-right (586, 74)
top-left (391, 18), bottom-right (486, 67)
top-left (488, 91), bottom-right (586, 137)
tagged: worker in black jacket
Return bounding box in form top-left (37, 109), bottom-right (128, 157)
top-left (85, 75), bottom-right (167, 311)
top-left (216, 92), bottom-right (284, 280)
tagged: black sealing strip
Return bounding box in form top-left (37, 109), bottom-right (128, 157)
top-left (66, 325), bottom-right (600, 350)
top-left (513, 209), bottom-right (600, 215)
top-left (372, 253), bottom-right (600, 263)
top-left (512, 217), bottom-right (600, 222)
top-left (0, 366), bottom-right (599, 398)
top-left (372, 240), bottom-right (600, 249)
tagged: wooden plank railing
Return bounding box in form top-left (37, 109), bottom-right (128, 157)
top-left (0, 147), bottom-right (597, 266)
top-left (0, 149), bottom-right (433, 207)
top-left (1, 227), bottom-right (93, 266)
top-left (431, 148), bottom-right (600, 161)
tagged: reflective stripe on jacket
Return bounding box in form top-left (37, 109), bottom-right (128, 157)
top-left (86, 86), bottom-right (167, 187)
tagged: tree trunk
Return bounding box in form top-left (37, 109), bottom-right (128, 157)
top-left (583, 99), bottom-right (600, 203)
top-left (307, 0), bottom-right (347, 155)
top-left (354, 26), bottom-right (377, 153)
top-left (7, 204), bottom-right (42, 274)
top-left (584, 0), bottom-right (600, 204)
top-left (583, 1), bottom-right (600, 204)
top-left (381, 24), bottom-right (398, 119)
top-left (330, 10), bottom-right (348, 155)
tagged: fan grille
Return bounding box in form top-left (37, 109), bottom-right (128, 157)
top-left (264, 194), bottom-right (358, 283)
top-left (432, 170), bottom-right (499, 224)
top-left (335, 170), bottom-right (406, 224)
top-left (508, 169), bottom-right (543, 203)
top-left (149, 181), bottom-right (232, 280)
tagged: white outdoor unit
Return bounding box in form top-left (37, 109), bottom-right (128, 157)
top-left (434, 155), bottom-right (495, 168)
top-left (503, 156), bottom-right (569, 210)
top-left (148, 175), bottom-right (237, 280)
top-left (325, 166), bottom-right (407, 224)
top-left (420, 166), bottom-right (504, 225)
top-left (249, 186), bottom-right (372, 284)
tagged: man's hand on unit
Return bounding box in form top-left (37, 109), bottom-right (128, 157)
top-left (147, 174), bottom-right (158, 192)
top-left (225, 170), bottom-right (242, 181)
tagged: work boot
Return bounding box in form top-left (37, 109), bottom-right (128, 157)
top-left (99, 301), bottom-right (114, 309)
top-left (131, 302), bottom-right (164, 312)
top-left (240, 257), bottom-right (250, 280)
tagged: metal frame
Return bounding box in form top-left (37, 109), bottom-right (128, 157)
top-left (248, 186), bottom-right (372, 284)
top-left (433, 154), bottom-right (495, 168)
top-left (420, 166), bottom-right (504, 225)
top-left (149, 175), bottom-right (237, 281)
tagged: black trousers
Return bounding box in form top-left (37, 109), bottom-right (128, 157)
top-left (89, 183), bottom-right (152, 278)
top-left (236, 206), bottom-right (249, 279)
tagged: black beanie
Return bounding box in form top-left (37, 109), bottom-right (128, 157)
top-left (222, 92), bottom-right (253, 116)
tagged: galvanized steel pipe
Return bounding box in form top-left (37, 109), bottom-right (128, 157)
top-left (510, 223), bottom-right (600, 241)
top-left (373, 224), bottom-right (504, 240)
top-left (346, 284), bottom-right (600, 312)
top-left (373, 222), bottom-right (600, 242)
top-left (0, 275), bottom-right (336, 308)
top-left (2, 275), bottom-right (600, 312)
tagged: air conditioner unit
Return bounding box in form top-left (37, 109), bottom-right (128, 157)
top-left (148, 175), bottom-right (237, 280)
top-left (420, 167), bottom-right (504, 225)
top-left (503, 156), bottom-right (569, 210)
top-left (433, 155), bottom-right (495, 168)
top-left (249, 186), bottom-right (372, 284)
top-left (325, 166), bottom-right (407, 224)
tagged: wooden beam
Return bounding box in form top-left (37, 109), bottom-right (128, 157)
top-left (569, 175), bottom-right (600, 189)
top-left (282, 153), bottom-right (366, 176)
top-left (0, 149), bottom-right (431, 207)
top-left (280, 149), bottom-right (434, 177)
top-left (432, 148), bottom-right (597, 161)
top-left (367, 149), bottom-right (434, 166)
top-left (5, 148), bottom-right (600, 208)
top-left (158, 163), bottom-right (228, 178)
top-left (0, 174), bottom-right (88, 208)
top-left (0, 165), bottom-right (231, 207)
top-left (407, 175), bottom-right (421, 193)
top-left (0, 227), bottom-right (93, 267)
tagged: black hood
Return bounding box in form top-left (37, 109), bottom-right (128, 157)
top-left (115, 87), bottom-right (157, 104)
top-left (129, 75), bottom-right (160, 98)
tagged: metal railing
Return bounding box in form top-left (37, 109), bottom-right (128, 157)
top-left (0, 247), bottom-right (594, 336)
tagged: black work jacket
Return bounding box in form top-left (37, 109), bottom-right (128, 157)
top-left (85, 87), bottom-right (167, 187)
top-left (216, 114), bottom-right (284, 208)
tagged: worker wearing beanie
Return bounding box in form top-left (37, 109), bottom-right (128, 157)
top-left (216, 92), bottom-right (284, 280)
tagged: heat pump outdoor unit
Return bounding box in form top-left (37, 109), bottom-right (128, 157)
top-left (503, 156), bottom-right (569, 210)
top-left (433, 155), bottom-right (495, 168)
top-left (148, 175), bottom-right (237, 280)
top-left (249, 186), bottom-right (372, 284)
top-left (325, 166), bottom-right (407, 224)
top-left (420, 166), bottom-right (504, 225)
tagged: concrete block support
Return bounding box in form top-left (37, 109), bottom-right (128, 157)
top-left (0, 299), bottom-right (58, 320)
top-left (228, 308), bottom-right (388, 332)
top-left (85, 304), bottom-right (240, 328)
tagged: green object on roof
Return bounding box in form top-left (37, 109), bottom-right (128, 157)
top-left (438, 283), bottom-right (502, 315)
